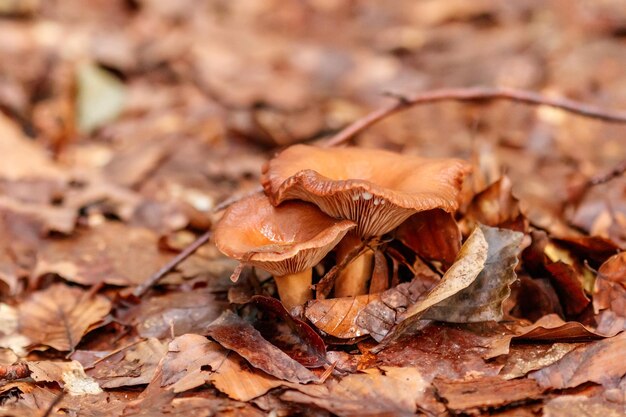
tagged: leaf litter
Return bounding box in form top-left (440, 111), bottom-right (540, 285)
top-left (1, 1), bottom-right (626, 416)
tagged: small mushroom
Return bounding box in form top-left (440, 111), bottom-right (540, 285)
top-left (214, 193), bottom-right (356, 310)
top-left (262, 144), bottom-right (471, 296)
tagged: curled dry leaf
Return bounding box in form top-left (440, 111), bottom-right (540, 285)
top-left (206, 311), bottom-right (318, 384)
top-left (530, 332), bottom-right (626, 389)
top-left (33, 222), bottom-right (172, 287)
top-left (281, 367), bottom-right (433, 417)
top-left (423, 224), bottom-right (524, 322)
top-left (159, 334), bottom-right (283, 401)
top-left (18, 284), bottom-right (111, 352)
top-left (379, 226), bottom-right (488, 345)
top-left (84, 338), bottom-right (167, 388)
top-left (463, 176), bottom-right (527, 232)
top-left (395, 208), bottom-right (462, 270)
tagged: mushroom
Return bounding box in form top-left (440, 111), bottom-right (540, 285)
top-left (262, 144), bottom-right (471, 297)
top-left (214, 193), bottom-right (356, 310)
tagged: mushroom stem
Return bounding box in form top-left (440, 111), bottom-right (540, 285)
top-left (334, 234), bottom-right (373, 297)
top-left (274, 269), bottom-right (313, 311)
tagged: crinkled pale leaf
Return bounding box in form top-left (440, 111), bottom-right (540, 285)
top-left (206, 311), bottom-right (317, 384)
top-left (18, 284), bottom-right (111, 352)
top-left (77, 63), bottom-right (126, 133)
top-left (423, 224), bottom-right (523, 322)
top-left (281, 367), bottom-right (431, 417)
top-left (497, 343), bottom-right (581, 380)
top-left (159, 334), bottom-right (283, 401)
top-left (379, 227), bottom-right (488, 345)
top-left (530, 332), bottom-right (626, 389)
top-left (28, 360), bottom-right (102, 395)
top-left (0, 303), bottom-right (30, 356)
top-left (33, 222), bottom-right (171, 287)
top-left (85, 338), bottom-right (167, 388)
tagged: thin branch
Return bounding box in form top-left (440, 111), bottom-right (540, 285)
top-left (588, 159), bottom-right (626, 187)
top-left (323, 86), bottom-right (626, 148)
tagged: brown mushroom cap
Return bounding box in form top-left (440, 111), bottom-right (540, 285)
top-left (262, 145), bottom-right (471, 237)
top-left (214, 193), bottom-right (356, 276)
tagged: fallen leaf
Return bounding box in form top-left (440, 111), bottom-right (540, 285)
top-left (379, 226), bottom-right (488, 345)
top-left (395, 209), bottom-right (462, 270)
top-left (18, 284), bottom-right (111, 352)
top-left (497, 343), bottom-right (582, 379)
top-left (33, 222), bottom-right (171, 287)
top-left (28, 360), bottom-right (102, 395)
top-left (159, 334), bottom-right (283, 401)
top-left (464, 176), bottom-right (527, 232)
top-left (207, 311), bottom-right (318, 384)
top-left (545, 261), bottom-right (590, 316)
top-left (118, 290), bottom-right (227, 339)
top-left (0, 303), bottom-right (30, 356)
top-left (246, 296), bottom-right (326, 368)
top-left (85, 338), bottom-right (167, 388)
top-left (281, 367), bottom-right (433, 417)
top-left (423, 224), bottom-right (523, 322)
top-left (305, 273), bottom-right (437, 341)
top-left (594, 252), bottom-right (626, 320)
top-left (76, 63), bottom-right (126, 133)
top-left (530, 332), bottom-right (626, 389)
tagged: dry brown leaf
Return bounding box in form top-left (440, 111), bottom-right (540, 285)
top-left (594, 252), bottom-right (626, 320)
top-left (28, 360), bottom-right (102, 395)
top-left (497, 343), bottom-right (582, 380)
top-left (281, 367), bottom-right (433, 417)
top-left (159, 334), bottom-right (283, 401)
top-left (18, 284), bottom-right (111, 352)
top-left (544, 393), bottom-right (626, 417)
top-left (85, 338), bottom-right (167, 388)
top-left (396, 209), bottom-right (462, 270)
top-left (530, 332), bottom-right (626, 389)
top-left (207, 311), bottom-right (317, 384)
top-left (33, 222), bottom-right (171, 287)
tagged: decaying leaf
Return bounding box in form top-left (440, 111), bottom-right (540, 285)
top-left (282, 367), bottom-right (433, 417)
top-left (379, 226), bottom-right (488, 344)
top-left (159, 334), bottom-right (283, 401)
top-left (84, 338), bottom-right (167, 388)
top-left (530, 332), bottom-right (626, 389)
top-left (544, 393), bottom-right (626, 417)
top-left (18, 284), bottom-right (111, 352)
top-left (423, 225), bottom-right (523, 322)
top-left (207, 311), bottom-right (318, 384)
top-left (497, 343), bottom-right (582, 380)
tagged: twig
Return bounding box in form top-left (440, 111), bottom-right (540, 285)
top-left (133, 231), bottom-right (212, 297)
top-left (587, 159), bottom-right (626, 187)
top-left (315, 240), bottom-right (370, 299)
top-left (323, 86), bottom-right (626, 147)
top-left (0, 362), bottom-right (30, 382)
top-left (139, 86), bottom-right (626, 295)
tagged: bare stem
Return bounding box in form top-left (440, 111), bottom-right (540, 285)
top-left (275, 269), bottom-right (313, 311)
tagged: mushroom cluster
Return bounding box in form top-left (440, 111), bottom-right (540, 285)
top-left (215, 144), bottom-right (471, 311)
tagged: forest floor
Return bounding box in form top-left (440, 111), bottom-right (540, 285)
top-left (1, 1), bottom-right (626, 416)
